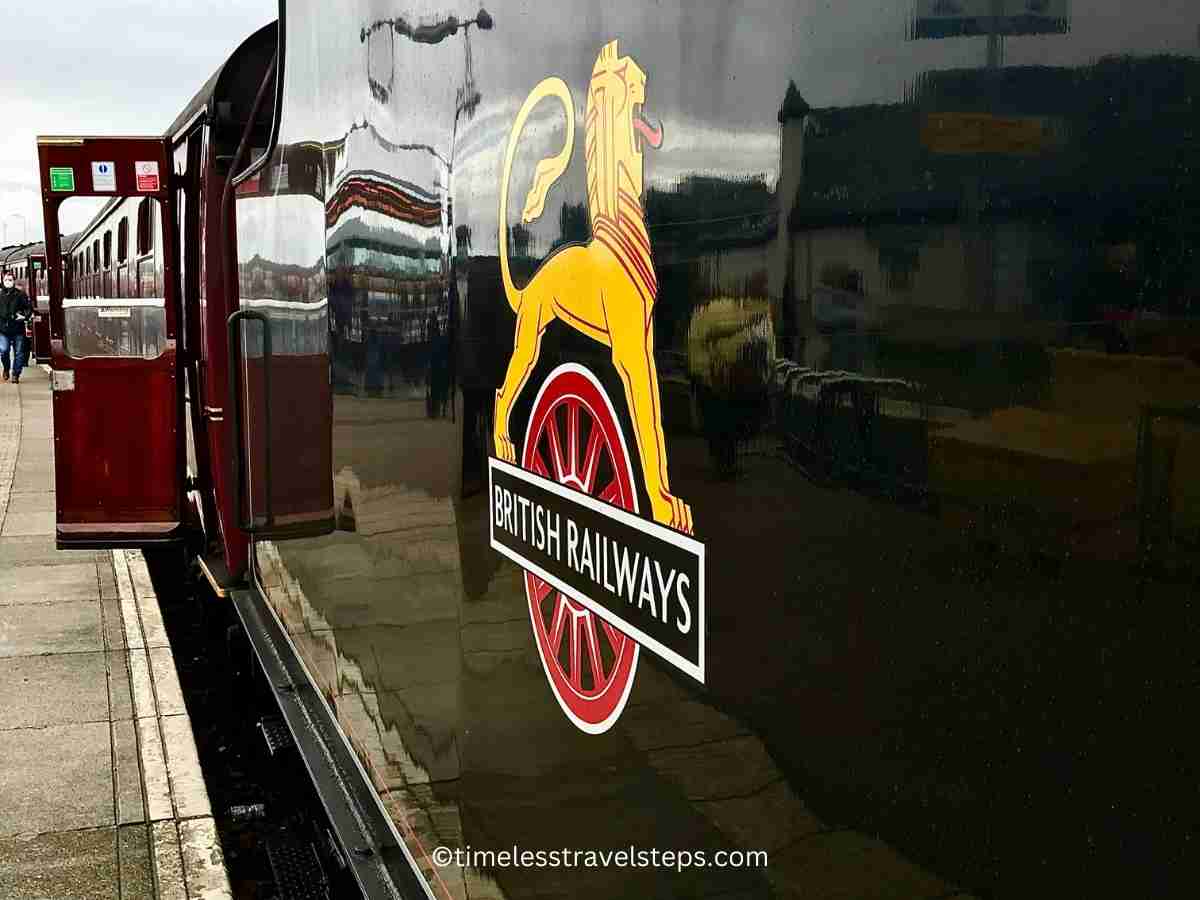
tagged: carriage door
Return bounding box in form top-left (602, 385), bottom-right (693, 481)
top-left (37, 137), bottom-right (183, 549)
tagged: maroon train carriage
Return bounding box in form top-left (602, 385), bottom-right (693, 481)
top-left (0, 241), bottom-right (52, 363)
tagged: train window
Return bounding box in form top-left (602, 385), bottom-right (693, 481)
top-left (136, 198), bottom-right (153, 256)
top-left (135, 198), bottom-right (161, 298)
top-left (117, 218), bottom-right (129, 263)
top-left (58, 197), bottom-right (166, 359)
top-left (62, 297), bottom-right (167, 359)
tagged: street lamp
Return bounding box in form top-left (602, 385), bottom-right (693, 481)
top-left (3, 213), bottom-right (28, 245)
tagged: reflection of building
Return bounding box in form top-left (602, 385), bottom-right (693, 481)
top-left (326, 169), bottom-right (441, 231)
top-left (239, 253), bottom-right (324, 303)
top-left (763, 58), bottom-right (1200, 571)
top-left (324, 170), bottom-right (450, 396)
top-left (327, 222), bottom-right (446, 347)
top-left (782, 57), bottom-right (1200, 347)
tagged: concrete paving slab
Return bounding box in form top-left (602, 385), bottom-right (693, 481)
top-left (136, 716), bottom-right (173, 823)
top-left (129, 650), bottom-right (156, 721)
top-left (0, 535), bottom-right (98, 569)
top-left (97, 554), bottom-right (119, 600)
top-left (2, 507), bottom-right (55, 536)
top-left (138, 595), bottom-right (171, 651)
top-left (108, 650), bottom-right (134, 721)
top-left (0, 722), bottom-right (114, 837)
top-left (113, 719), bottom-right (146, 826)
top-left (4, 489), bottom-right (53, 512)
top-left (0, 652), bottom-right (109, 729)
top-left (11, 458), bottom-right (54, 494)
top-left (0, 560), bottom-right (98, 605)
top-left (150, 646), bottom-right (187, 717)
top-left (17, 435), bottom-right (51, 453)
top-left (150, 821), bottom-right (187, 900)
top-left (0, 599), bottom-right (102, 657)
top-left (127, 552), bottom-right (171, 650)
top-left (119, 824), bottom-right (154, 900)
top-left (161, 714), bottom-right (211, 820)
top-left (179, 817), bottom-right (233, 899)
top-left (114, 553), bottom-right (144, 651)
top-left (102, 597), bottom-right (126, 651)
top-left (0, 826), bottom-right (118, 900)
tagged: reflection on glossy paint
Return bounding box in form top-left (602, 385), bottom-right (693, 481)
top-left (248, 1), bottom-right (1200, 897)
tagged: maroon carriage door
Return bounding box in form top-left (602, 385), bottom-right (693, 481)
top-left (37, 137), bottom-right (184, 549)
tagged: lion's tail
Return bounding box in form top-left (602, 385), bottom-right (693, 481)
top-left (499, 76), bottom-right (575, 314)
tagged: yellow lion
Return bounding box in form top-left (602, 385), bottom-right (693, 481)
top-left (493, 39), bottom-right (693, 535)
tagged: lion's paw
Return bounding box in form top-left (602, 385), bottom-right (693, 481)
top-left (654, 493), bottom-right (694, 535)
top-left (494, 431), bottom-right (517, 463)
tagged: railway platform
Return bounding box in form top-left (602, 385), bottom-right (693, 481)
top-left (0, 365), bottom-right (231, 900)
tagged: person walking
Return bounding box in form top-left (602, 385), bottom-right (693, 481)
top-left (0, 271), bottom-right (32, 384)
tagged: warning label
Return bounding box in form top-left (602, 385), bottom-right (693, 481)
top-left (91, 161), bottom-right (116, 192)
top-left (134, 161), bottom-right (160, 192)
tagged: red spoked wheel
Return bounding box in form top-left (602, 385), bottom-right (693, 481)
top-left (522, 363), bottom-right (639, 734)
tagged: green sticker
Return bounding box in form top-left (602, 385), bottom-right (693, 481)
top-left (49, 167), bottom-right (75, 192)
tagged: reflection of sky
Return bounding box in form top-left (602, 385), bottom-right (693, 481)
top-left (237, 193), bottom-right (325, 266)
top-left (329, 206), bottom-right (442, 254)
top-left (281, 0), bottom-right (1200, 262)
top-left (54, 197), bottom-right (111, 240)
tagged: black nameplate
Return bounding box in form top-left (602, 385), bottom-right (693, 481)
top-left (488, 457), bottom-right (705, 682)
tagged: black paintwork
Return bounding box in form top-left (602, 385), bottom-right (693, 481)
top-left (232, 2), bottom-right (1199, 897)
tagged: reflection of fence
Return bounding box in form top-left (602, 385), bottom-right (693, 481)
top-left (1058, 316), bottom-right (1200, 358)
top-left (1138, 405), bottom-right (1200, 578)
top-left (241, 298), bottom-right (329, 356)
top-left (760, 358), bottom-right (1199, 576)
top-left (770, 360), bottom-right (930, 498)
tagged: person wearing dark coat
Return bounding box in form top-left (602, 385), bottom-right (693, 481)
top-left (0, 272), bottom-right (33, 384)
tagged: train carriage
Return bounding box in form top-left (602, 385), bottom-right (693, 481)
top-left (34, 2), bottom-right (1200, 899)
top-left (0, 241), bottom-right (53, 362)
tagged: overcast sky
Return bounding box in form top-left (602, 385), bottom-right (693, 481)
top-left (0, 1), bottom-right (276, 243)
top-left (3, 0), bottom-right (1197, 250)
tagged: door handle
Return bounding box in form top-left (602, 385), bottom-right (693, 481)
top-left (227, 308), bottom-right (273, 532)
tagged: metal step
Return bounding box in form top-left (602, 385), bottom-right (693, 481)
top-left (265, 833), bottom-right (329, 900)
top-left (258, 714), bottom-right (295, 757)
top-left (197, 553), bottom-right (242, 598)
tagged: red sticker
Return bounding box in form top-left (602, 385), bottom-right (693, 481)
top-left (135, 161), bottom-right (160, 192)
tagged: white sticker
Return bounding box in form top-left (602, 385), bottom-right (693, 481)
top-left (135, 161), bottom-right (160, 192)
top-left (98, 307), bottom-right (131, 319)
top-left (91, 161), bottom-right (116, 192)
top-left (51, 370), bottom-right (75, 392)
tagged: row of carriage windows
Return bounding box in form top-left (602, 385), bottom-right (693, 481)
top-left (64, 198), bottom-right (165, 360)
top-left (72, 198), bottom-right (154, 281)
top-left (4, 262), bottom-right (45, 294)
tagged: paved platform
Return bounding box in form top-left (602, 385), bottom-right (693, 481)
top-left (0, 366), bottom-right (230, 900)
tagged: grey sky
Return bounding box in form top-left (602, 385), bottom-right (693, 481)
top-left (3, 0), bottom-right (1198, 248)
top-left (0, 0), bottom-right (276, 242)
